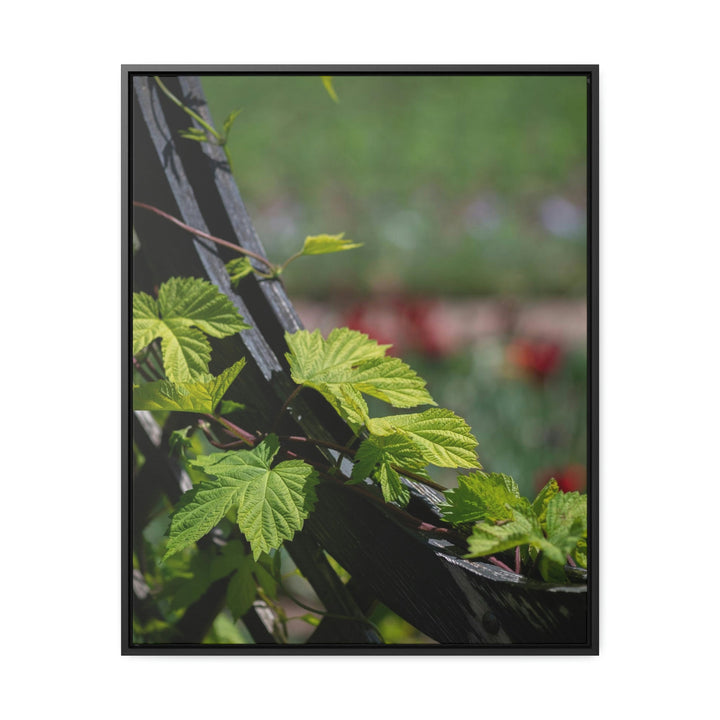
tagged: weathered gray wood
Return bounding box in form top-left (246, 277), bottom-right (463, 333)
top-left (132, 76), bottom-right (381, 644)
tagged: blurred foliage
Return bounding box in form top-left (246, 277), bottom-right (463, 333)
top-left (202, 74), bottom-right (587, 298)
top-left (369, 604), bottom-right (434, 644)
top-left (410, 340), bottom-right (587, 499)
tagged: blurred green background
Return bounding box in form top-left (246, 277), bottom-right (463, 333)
top-left (200, 74), bottom-right (588, 643)
top-left (202, 73), bottom-right (587, 489)
top-left (203, 74), bottom-right (587, 298)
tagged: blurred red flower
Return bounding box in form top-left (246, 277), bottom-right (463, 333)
top-left (343, 302), bottom-right (400, 354)
top-left (535, 464), bottom-right (586, 494)
top-left (506, 338), bottom-right (563, 382)
top-left (342, 295), bottom-right (455, 358)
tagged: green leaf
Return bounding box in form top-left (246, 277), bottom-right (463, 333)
top-left (321, 76), bottom-right (339, 103)
top-left (300, 233), bottom-right (362, 256)
top-left (572, 536), bottom-right (588, 568)
top-left (465, 505), bottom-right (544, 559)
top-left (464, 489), bottom-right (588, 582)
top-left (179, 127), bottom-right (209, 142)
top-left (219, 399), bottom-right (245, 415)
top-left (226, 554), bottom-right (257, 620)
top-left (352, 433), bottom-right (428, 506)
top-left (544, 491), bottom-right (587, 561)
top-left (373, 463), bottom-right (410, 507)
top-left (287, 328), bottom-right (391, 376)
top-left (350, 356), bottom-right (437, 408)
top-left (169, 426), bottom-right (193, 458)
top-left (531, 477), bottom-right (561, 526)
top-left (165, 540), bottom-right (247, 612)
top-left (225, 256), bottom-right (254, 288)
top-left (212, 539), bottom-right (249, 580)
top-left (132, 360), bottom-right (245, 413)
top-left (132, 291), bottom-right (161, 355)
top-left (158, 276), bottom-right (250, 337)
top-left (285, 328), bottom-right (435, 428)
top-left (222, 108), bottom-right (243, 138)
top-left (253, 561), bottom-right (278, 600)
top-left (133, 277), bottom-right (250, 383)
top-left (298, 614), bottom-right (321, 627)
top-left (165, 435), bottom-right (319, 561)
top-left (440, 471), bottom-right (525, 526)
top-left (367, 408), bottom-right (481, 469)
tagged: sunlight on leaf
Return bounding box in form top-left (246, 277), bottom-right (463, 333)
top-left (300, 233), bottom-right (362, 256)
top-left (321, 76), bottom-right (339, 103)
top-left (165, 435), bottom-right (319, 561)
top-left (132, 360), bottom-right (245, 413)
top-left (225, 256), bottom-right (254, 288)
top-left (132, 277), bottom-right (249, 383)
top-left (285, 328), bottom-right (435, 428)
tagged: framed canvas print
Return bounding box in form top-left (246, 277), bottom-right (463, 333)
top-left (123, 66), bottom-right (598, 654)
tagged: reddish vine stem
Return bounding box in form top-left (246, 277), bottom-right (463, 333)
top-left (142, 354), bottom-right (164, 381)
top-left (281, 434), bottom-right (357, 457)
top-left (148, 341), bottom-right (165, 378)
top-left (208, 438), bottom-right (247, 450)
top-left (343, 481), bottom-right (468, 546)
top-left (202, 414), bottom-right (256, 446)
top-left (133, 201), bottom-right (275, 272)
top-left (487, 556), bottom-right (516, 574)
top-left (388, 465), bottom-right (446, 492)
top-left (277, 433), bottom-right (446, 492)
top-left (135, 351), bottom-right (163, 381)
top-left (133, 357), bottom-right (154, 383)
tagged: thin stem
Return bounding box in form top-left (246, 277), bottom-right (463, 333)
top-left (487, 556), bottom-right (516, 574)
top-left (515, 545), bottom-right (522, 574)
top-left (276, 580), bottom-right (326, 616)
top-left (154, 77), bottom-right (236, 174)
top-left (133, 357), bottom-right (154, 383)
top-left (278, 428), bottom-right (446, 493)
top-left (274, 575), bottom-right (383, 638)
top-left (133, 201), bottom-right (276, 272)
top-left (255, 588), bottom-right (287, 643)
top-left (202, 414), bottom-right (256, 446)
top-left (148, 341), bottom-right (165, 376)
top-left (138, 344), bottom-right (164, 382)
top-left (134, 350), bottom-right (163, 381)
top-left (281, 434), bottom-right (357, 457)
top-left (343, 481), bottom-right (467, 546)
top-left (276, 248), bottom-right (305, 275)
top-left (154, 76), bottom-right (222, 142)
top-left (208, 438), bottom-right (247, 450)
top-left (271, 385), bottom-right (303, 433)
top-left (389, 465), bottom-right (447, 492)
top-left (144, 357), bottom-right (164, 381)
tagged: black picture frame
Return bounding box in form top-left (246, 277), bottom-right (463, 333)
top-left (122, 65), bottom-right (599, 655)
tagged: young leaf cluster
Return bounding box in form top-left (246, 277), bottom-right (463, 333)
top-left (226, 233), bottom-right (364, 287)
top-left (133, 275), bottom-right (586, 598)
top-left (133, 277), bottom-right (249, 382)
top-left (441, 475), bottom-right (587, 581)
top-left (154, 76), bottom-right (242, 155)
top-left (133, 277), bottom-right (250, 413)
top-left (285, 328), bottom-right (481, 505)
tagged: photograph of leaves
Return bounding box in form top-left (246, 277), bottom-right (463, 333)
top-left (125, 69), bottom-right (597, 653)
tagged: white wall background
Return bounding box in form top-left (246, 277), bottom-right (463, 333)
top-left (2, 2), bottom-right (716, 717)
